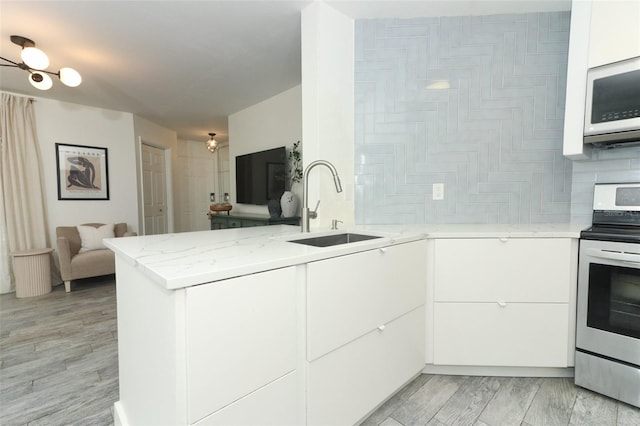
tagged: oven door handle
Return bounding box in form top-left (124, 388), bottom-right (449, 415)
top-left (584, 247), bottom-right (640, 264)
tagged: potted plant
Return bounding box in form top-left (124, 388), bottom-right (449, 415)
top-left (280, 141), bottom-right (302, 217)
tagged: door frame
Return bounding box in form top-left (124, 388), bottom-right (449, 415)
top-left (136, 137), bottom-right (174, 235)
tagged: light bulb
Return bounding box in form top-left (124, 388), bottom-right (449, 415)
top-left (59, 67), bottom-right (82, 87)
top-left (29, 72), bottom-right (53, 90)
top-left (206, 138), bottom-right (219, 153)
top-left (21, 47), bottom-right (49, 70)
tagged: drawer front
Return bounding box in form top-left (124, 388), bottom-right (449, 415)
top-left (307, 306), bottom-right (425, 426)
top-left (193, 372), bottom-right (298, 426)
top-left (307, 241), bottom-right (426, 360)
top-left (240, 219), bottom-right (265, 227)
top-left (226, 219), bottom-right (241, 228)
top-left (185, 267), bottom-right (297, 423)
top-left (433, 302), bottom-right (570, 367)
top-left (434, 238), bottom-right (573, 303)
top-left (210, 216), bottom-right (228, 229)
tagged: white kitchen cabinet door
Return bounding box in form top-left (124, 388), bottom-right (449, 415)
top-left (434, 238), bottom-right (572, 303)
top-left (307, 307), bottom-right (425, 426)
top-left (433, 302), bottom-right (570, 367)
top-left (194, 372), bottom-right (299, 426)
top-left (588, 0), bottom-right (640, 68)
top-left (185, 267), bottom-right (297, 424)
top-left (307, 241), bottom-right (426, 361)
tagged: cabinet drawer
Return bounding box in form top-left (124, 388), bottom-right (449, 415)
top-left (307, 306), bottom-right (425, 426)
top-left (434, 238), bottom-right (572, 303)
top-left (185, 267), bottom-right (297, 423)
top-left (193, 372), bottom-right (298, 426)
top-left (227, 219), bottom-right (241, 228)
top-left (210, 216), bottom-right (228, 229)
top-left (241, 219), bottom-right (265, 227)
top-left (433, 302), bottom-right (570, 367)
top-left (307, 241), bottom-right (426, 360)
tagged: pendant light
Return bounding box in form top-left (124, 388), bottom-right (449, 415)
top-left (206, 133), bottom-right (219, 153)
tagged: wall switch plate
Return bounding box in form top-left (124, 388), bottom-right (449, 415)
top-left (433, 183), bottom-right (444, 200)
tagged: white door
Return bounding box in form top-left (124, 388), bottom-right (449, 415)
top-left (142, 143), bottom-right (168, 235)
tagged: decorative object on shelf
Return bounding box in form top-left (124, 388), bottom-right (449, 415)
top-left (55, 143), bottom-right (109, 200)
top-left (210, 203), bottom-right (232, 215)
top-left (280, 141), bottom-right (302, 217)
top-left (268, 199), bottom-right (282, 218)
top-left (287, 140), bottom-right (303, 188)
top-left (280, 191), bottom-right (298, 218)
top-left (0, 35), bottom-right (82, 90)
top-left (205, 132), bottom-right (219, 153)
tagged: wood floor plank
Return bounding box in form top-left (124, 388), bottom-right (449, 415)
top-left (617, 402), bottom-right (640, 426)
top-left (1, 280), bottom-right (118, 426)
top-left (391, 375), bottom-right (468, 425)
top-left (523, 377), bottom-right (578, 426)
top-left (432, 375), bottom-right (502, 426)
top-left (379, 417), bottom-right (404, 426)
top-left (361, 374), bottom-right (435, 426)
top-left (477, 377), bottom-right (542, 426)
top-left (568, 388), bottom-right (618, 426)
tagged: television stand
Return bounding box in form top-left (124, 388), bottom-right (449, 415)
top-left (210, 213), bottom-right (300, 230)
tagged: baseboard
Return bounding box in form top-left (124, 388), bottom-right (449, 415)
top-left (113, 401), bottom-right (129, 426)
top-left (422, 364), bottom-right (575, 378)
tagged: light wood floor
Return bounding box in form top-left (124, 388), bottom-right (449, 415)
top-left (1, 276), bottom-right (639, 426)
top-left (1, 276), bottom-right (118, 426)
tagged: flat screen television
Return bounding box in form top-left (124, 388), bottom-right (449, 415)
top-left (235, 146), bottom-right (286, 205)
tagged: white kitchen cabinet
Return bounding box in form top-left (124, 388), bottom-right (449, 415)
top-left (588, 0), bottom-right (640, 68)
top-left (114, 260), bottom-right (298, 426)
top-left (431, 238), bottom-right (578, 368)
top-left (307, 241), bottom-right (426, 361)
top-left (306, 241), bottom-right (427, 425)
top-left (434, 303), bottom-right (569, 367)
top-left (307, 307), bottom-right (425, 426)
top-left (194, 372), bottom-right (298, 426)
top-left (434, 238), bottom-right (572, 303)
top-left (563, 0), bottom-right (640, 159)
top-left (185, 267), bottom-right (297, 424)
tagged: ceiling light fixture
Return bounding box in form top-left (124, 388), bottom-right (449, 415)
top-left (206, 133), bottom-right (219, 153)
top-left (0, 35), bottom-right (82, 90)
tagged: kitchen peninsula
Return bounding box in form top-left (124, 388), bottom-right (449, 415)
top-left (106, 223), bottom-right (584, 426)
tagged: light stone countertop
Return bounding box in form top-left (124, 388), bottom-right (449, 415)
top-left (105, 222), bottom-right (588, 290)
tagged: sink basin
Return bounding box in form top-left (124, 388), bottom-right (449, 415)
top-left (289, 233), bottom-right (382, 247)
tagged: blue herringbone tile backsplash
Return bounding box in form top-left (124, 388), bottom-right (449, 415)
top-left (354, 12), bottom-right (574, 224)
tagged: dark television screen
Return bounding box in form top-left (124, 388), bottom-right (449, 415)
top-left (235, 146), bottom-right (286, 205)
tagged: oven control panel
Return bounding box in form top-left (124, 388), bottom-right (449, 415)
top-left (593, 183), bottom-right (640, 211)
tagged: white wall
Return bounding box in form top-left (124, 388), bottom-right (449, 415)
top-left (133, 116), bottom-right (178, 233)
top-left (228, 85), bottom-right (302, 216)
top-left (33, 97), bottom-right (139, 260)
top-left (175, 139), bottom-right (217, 232)
top-left (301, 2), bottom-right (355, 230)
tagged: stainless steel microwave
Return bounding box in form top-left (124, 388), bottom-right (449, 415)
top-left (584, 56), bottom-right (640, 146)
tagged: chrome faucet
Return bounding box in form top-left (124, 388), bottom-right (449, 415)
top-left (302, 160), bottom-right (343, 232)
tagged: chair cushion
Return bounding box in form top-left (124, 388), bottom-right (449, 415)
top-left (77, 223), bottom-right (115, 252)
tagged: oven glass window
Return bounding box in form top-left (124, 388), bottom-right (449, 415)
top-left (587, 263), bottom-right (640, 339)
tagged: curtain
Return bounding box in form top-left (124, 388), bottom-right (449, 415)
top-left (0, 93), bottom-right (49, 293)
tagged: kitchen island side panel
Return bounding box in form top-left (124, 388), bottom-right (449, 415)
top-left (114, 256), bottom-right (187, 426)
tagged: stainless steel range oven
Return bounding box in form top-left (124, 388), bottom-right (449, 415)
top-left (576, 182), bottom-right (640, 408)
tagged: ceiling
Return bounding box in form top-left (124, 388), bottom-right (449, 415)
top-left (0, 1), bottom-right (570, 143)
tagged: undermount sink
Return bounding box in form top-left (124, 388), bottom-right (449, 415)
top-left (289, 233), bottom-right (382, 247)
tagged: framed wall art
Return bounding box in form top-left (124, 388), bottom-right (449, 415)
top-left (55, 143), bottom-right (109, 200)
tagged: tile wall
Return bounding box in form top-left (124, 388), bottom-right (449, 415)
top-left (570, 146), bottom-right (640, 224)
top-left (354, 12), bottom-right (573, 224)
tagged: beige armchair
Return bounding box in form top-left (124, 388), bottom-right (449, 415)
top-left (56, 223), bottom-right (136, 292)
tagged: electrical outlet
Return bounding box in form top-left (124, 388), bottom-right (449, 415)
top-left (433, 183), bottom-right (444, 200)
